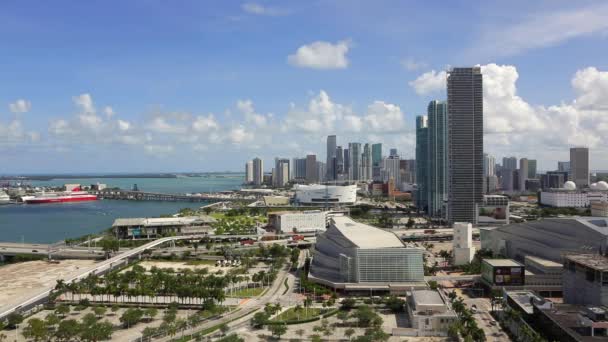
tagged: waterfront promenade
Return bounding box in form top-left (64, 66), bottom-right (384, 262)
top-left (93, 189), bottom-right (257, 202)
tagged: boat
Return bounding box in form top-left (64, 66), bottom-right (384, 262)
top-left (0, 191), bottom-right (10, 204)
top-left (21, 187), bottom-right (97, 204)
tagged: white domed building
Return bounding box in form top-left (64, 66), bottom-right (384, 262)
top-left (563, 181), bottom-right (577, 190)
top-left (541, 180), bottom-right (608, 208)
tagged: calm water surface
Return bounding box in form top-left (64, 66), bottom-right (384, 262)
top-left (0, 175), bottom-right (244, 244)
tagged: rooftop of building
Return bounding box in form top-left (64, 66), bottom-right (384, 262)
top-left (483, 259), bottom-right (523, 267)
top-left (565, 254), bottom-right (608, 271)
top-left (539, 304), bottom-right (608, 342)
top-left (412, 290), bottom-right (445, 306)
top-left (113, 215), bottom-right (216, 227)
top-left (272, 210), bottom-right (325, 216)
top-left (330, 216), bottom-right (405, 249)
top-left (294, 184), bottom-right (357, 191)
top-left (506, 290), bottom-right (546, 315)
top-left (525, 255), bottom-right (563, 268)
top-left (482, 217), bottom-right (608, 243)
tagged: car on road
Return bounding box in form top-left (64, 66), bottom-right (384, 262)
top-left (32, 249), bottom-right (38, 253)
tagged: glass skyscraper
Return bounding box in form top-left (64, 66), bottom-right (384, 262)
top-left (415, 115), bottom-right (429, 211)
top-left (428, 100), bottom-right (448, 218)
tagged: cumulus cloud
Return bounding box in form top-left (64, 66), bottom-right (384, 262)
top-left (241, 2), bottom-right (289, 16)
top-left (409, 70), bottom-right (447, 95)
top-left (287, 40), bottom-right (351, 69)
top-left (474, 3), bottom-right (608, 57)
top-left (9, 99), bottom-right (31, 113)
top-left (144, 144), bottom-right (174, 156)
top-left (401, 58), bottom-right (428, 71)
top-left (0, 117), bottom-right (39, 146)
top-left (237, 99), bottom-right (269, 127)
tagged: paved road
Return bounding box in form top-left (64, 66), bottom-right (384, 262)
top-left (463, 297), bottom-right (511, 342)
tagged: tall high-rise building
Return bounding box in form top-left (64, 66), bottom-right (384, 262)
top-left (519, 158), bottom-right (528, 192)
top-left (382, 155), bottom-right (401, 188)
top-left (245, 160), bottom-right (253, 184)
top-left (415, 115), bottom-right (429, 211)
top-left (335, 146), bottom-right (344, 180)
top-left (502, 157), bottom-right (517, 171)
top-left (483, 153), bottom-right (496, 176)
top-left (390, 148), bottom-right (398, 157)
top-left (316, 161), bottom-right (326, 183)
top-left (348, 143), bottom-right (361, 181)
top-left (293, 158), bottom-right (307, 180)
top-left (326, 135), bottom-right (337, 181)
top-left (428, 100), bottom-right (448, 218)
top-left (343, 148), bottom-right (350, 178)
top-left (305, 155), bottom-right (318, 183)
top-left (570, 147), bottom-right (590, 188)
top-left (372, 143), bottom-right (382, 181)
top-left (273, 158), bottom-right (290, 187)
top-left (527, 159), bottom-right (537, 179)
top-left (252, 157), bottom-right (264, 186)
top-left (361, 143), bottom-right (372, 181)
top-left (558, 161), bottom-right (571, 172)
top-left (447, 67), bottom-right (483, 225)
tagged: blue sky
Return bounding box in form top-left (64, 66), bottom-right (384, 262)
top-left (1, 0), bottom-right (608, 173)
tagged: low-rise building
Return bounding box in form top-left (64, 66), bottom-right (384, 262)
top-left (262, 196), bottom-right (290, 207)
top-left (524, 255), bottom-right (563, 296)
top-left (294, 184), bottom-right (357, 205)
top-left (481, 259), bottom-right (525, 288)
top-left (268, 210), bottom-right (327, 233)
top-left (534, 304), bottom-right (608, 341)
top-left (540, 189), bottom-right (608, 208)
top-left (453, 222), bottom-right (475, 266)
top-left (112, 216), bottom-right (216, 239)
top-left (563, 254), bottom-right (608, 307)
top-left (591, 201), bottom-right (608, 217)
top-left (405, 290), bottom-right (458, 337)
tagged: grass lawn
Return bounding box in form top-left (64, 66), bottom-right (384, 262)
top-left (184, 259), bottom-right (217, 266)
top-left (226, 286), bottom-right (266, 297)
top-left (271, 307), bottom-right (324, 322)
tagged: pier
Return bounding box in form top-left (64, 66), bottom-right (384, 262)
top-left (93, 189), bottom-right (255, 203)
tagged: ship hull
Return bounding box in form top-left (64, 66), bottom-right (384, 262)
top-left (24, 196), bottom-right (98, 204)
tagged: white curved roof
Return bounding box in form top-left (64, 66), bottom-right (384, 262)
top-left (330, 216), bottom-right (404, 248)
top-left (597, 181), bottom-right (608, 190)
top-left (563, 181), bottom-right (576, 190)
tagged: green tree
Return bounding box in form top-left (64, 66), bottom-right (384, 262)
top-left (384, 295), bottom-right (405, 312)
top-left (340, 297), bottom-right (356, 310)
top-left (216, 334), bottom-right (245, 342)
top-left (337, 310), bottom-right (350, 326)
top-left (345, 328), bottom-right (356, 340)
top-left (251, 312), bottom-right (269, 328)
top-left (55, 304), bottom-right (70, 318)
top-left (99, 238), bottom-right (119, 256)
top-left (22, 318), bottom-right (47, 342)
top-left (44, 313), bottom-right (61, 329)
top-left (268, 323), bottom-right (287, 339)
top-left (428, 280), bottom-right (439, 290)
top-left (145, 308), bottom-right (158, 321)
top-left (6, 312), bottom-right (23, 329)
top-left (80, 320), bottom-right (113, 342)
top-left (120, 308), bottom-right (144, 328)
top-left (93, 306), bottom-right (107, 318)
top-left (55, 319), bottom-right (81, 342)
top-left (219, 323), bottom-right (229, 336)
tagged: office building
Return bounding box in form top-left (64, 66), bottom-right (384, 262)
top-left (309, 216), bottom-right (425, 289)
top-left (316, 161), bottom-right (326, 183)
top-left (348, 143), bottom-right (362, 181)
top-left (245, 160), bottom-right (253, 184)
top-left (305, 154), bottom-right (317, 183)
top-left (113, 216), bottom-right (216, 239)
top-left (501, 169), bottom-right (515, 192)
top-left (540, 185), bottom-right (608, 207)
top-left (563, 254), bottom-right (608, 307)
top-left (273, 158), bottom-right (290, 187)
top-left (343, 148), bottom-right (350, 178)
top-left (415, 115), bottom-right (429, 212)
top-left (481, 217), bottom-right (608, 263)
top-left (335, 146), bottom-right (344, 180)
top-left (528, 159), bottom-right (537, 179)
top-left (591, 201), bottom-right (608, 217)
top-left (484, 153), bottom-right (495, 177)
top-left (382, 156), bottom-right (401, 190)
top-left (400, 159), bottom-right (416, 184)
top-left (503, 156), bottom-right (517, 171)
top-left (558, 161), bottom-right (571, 172)
top-left (294, 184), bottom-right (357, 205)
top-left (252, 157), bottom-right (264, 186)
top-left (481, 259), bottom-right (525, 287)
top-left (361, 143), bottom-right (372, 181)
top-left (326, 135), bottom-right (337, 181)
top-left (447, 67), bottom-right (483, 224)
top-left (406, 290), bottom-right (457, 337)
top-left (293, 158), bottom-right (307, 180)
top-left (519, 158), bottom-right (529, 192)
top-left (540, 171), bottom-right (567, 189)
top-left (390, 148), bottom-right (398, 157)
top-left (268, 210), bottom-right (327, 234)
top-left (372, 143), bottom-right (382, 181)
top-left (428, 100), bottom-right (448, 217)
top-left (453, 222), bottom-right (476, 265)
top-left (570, 147), bottom-right (590, 188)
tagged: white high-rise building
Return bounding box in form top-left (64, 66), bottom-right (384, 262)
top-left (453, 222), bottom-right (476, 265)
top-left (245, 161), bottom-right (253, 184)
top-left (382, 155), bottom-right (401, 188)
top-left (483, 153), bottom-right (495, 176)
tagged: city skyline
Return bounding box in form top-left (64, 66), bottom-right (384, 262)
top-left (2, 1), bottom-right (608, 173)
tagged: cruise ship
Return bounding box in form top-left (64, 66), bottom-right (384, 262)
top-left (21, 187), bottom-right (97, 204)
top-left (0, 191), bottom-right (10, 204)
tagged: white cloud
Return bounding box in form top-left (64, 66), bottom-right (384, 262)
top-left (144, 144), bottom-right (174, 156)
top-left (237, 99), bottom-right (268, 127)
top-left (287, 40), bottom-right (351, 70)
top-left (73, 93), bottom-right (95, 114)
top-left (409, 70), bottom-right (447, 95)
top-left (241, 2), bottom-right (288, 16)
top-left (475, 4), bottom-right (608, 57)
top-left (146, 116), bottom-right (187, 134)
top-left (104, 106), bottom-right (115, 118)
top-left (117, 120), bottom-right (131, 131)
top-left (193, 114), bottom-right (219, 132)
top-left (9, 99), bottom-right (31, 113)
top-left (401, 58), bottom-right (427, 71)
top-left (364, 101), bottom-right (405, 132)
top-left (229, 125), bottom-right (254, 144)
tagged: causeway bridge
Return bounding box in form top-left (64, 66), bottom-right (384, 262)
top-left (93, 189), bottom-right (256, 203)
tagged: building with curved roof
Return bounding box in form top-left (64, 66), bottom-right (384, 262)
top-left (309, 215), bottom-right (424, 290)
top-left (481, 217), bottom-right (608, 263)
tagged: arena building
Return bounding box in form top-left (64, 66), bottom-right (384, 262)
top-left (309, 216), bottom-right (425, 291)
top-left (294, 184), bottom-right (357, 205)
top-left (481, 217), bottom-right (608, 263)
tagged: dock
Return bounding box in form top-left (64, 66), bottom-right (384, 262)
top-left (92, 189), bottom-right (255, 203)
